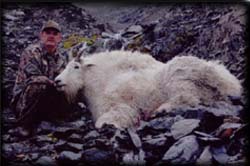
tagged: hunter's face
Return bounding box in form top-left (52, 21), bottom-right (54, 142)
top-left (40, 28), bottom-right (62, 52)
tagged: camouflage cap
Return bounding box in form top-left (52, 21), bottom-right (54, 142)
top-left (41, 20), bottom-right (61, 32)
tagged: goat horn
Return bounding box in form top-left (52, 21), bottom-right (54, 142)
top-left (75, 49), bottom-right (84, 62)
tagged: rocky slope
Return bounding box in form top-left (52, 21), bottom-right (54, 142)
top-left (2, 2), bottom-right (248, 166)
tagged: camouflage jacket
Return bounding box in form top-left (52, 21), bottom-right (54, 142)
top-left (11, 42), bottom-right (68, 108)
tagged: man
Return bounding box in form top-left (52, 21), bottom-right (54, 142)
top-left (11, 20), bottom-right (69, 134)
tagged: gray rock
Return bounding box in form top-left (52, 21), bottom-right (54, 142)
top-left (227, 153), bottom-right (246, 165)
top-left (126, 25), bottom-right (143, 33)
top-left (2, 134), bottom-right (12, 143)
top-left (169, 106), bottom-right (238, 132)
top-left (211, 146), bottom-right (230, 164)
top-left (82, 147), bottom-right (116, 165)
top-left (144, 115), bottom-right (184, 134)
top-left (68, 142), bottom-right (84, 152)
top-left (215, 122), bottom-right (242, 137)
top-left (36, 156), bottom-right (56, 166)
top-left (55, 140), bottom-right (83, 153)
top-left (4, 13), bottom-right (19, 21)
top-left (68, 133), bottom-right (83, 143)
top-left (3, 142), bottom-right (31, 154)
top-left (162, 135), bottom-right (200, 164)
top-left (53, 126), bottom-right (77, 138)
top-left (127, 128), bottom-right (142, 148)
top-left (196, 146), bottom-right (213, 165)
top-left (122, 150), bottom-right (146, 166)
top-left (36, 121), bottom-right (55, 134)
top-left (8, 126), bottom-right (31, 137)
top-left (69, 120), bottom-right (86, 128)
top-left (57, 151), bottom-right (82, 162)
top-left (171, 119), bottom-right (200, 140)
top-left (35, 135), bottom-right (56, 144)
top-left (84, 130), bottom-right (100, 140)
top-left (2, 143), bottom-right (13, 154)
top-left (28, 153), bottom-right (39, 161)
top-left (40, 144), bottom-right (55, 152)
top-left (148, 117), bottom-right (175, 131)
top-left (143, 135), bottom-right (167, 147)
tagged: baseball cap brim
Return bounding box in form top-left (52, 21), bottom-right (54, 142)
top-left (41, 20), bottom-right (61, 32)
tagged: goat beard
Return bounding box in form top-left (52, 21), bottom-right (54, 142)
top-left (63, 86), bottom-right (84, 104)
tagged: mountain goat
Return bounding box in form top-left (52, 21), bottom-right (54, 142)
top-left (55, 50), bottom-right (242, 128)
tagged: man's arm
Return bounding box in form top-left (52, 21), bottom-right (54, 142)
top-left (11, 46), bottom-right (53, 108)
top-left (17, 46), bottom-right (54, 85)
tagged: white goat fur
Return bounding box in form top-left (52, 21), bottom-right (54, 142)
top-left (55, 50), bottom-right (242, 128)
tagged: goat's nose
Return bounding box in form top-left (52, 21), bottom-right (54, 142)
top-left (55, 79), bottom-right (61, 85)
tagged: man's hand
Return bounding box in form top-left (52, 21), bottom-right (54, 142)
top-left (30, 76), bottom-right (55, 86)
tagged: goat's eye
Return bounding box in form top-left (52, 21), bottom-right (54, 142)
top-left (74, 66), bottom-right (80, 69)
